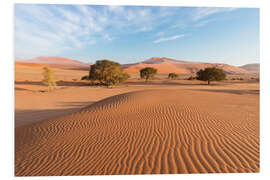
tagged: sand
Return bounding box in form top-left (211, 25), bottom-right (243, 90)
top-left (15, 62), bottom-right (88, 82)
top-left (15, 84), bottom-right (259, 176)
top-left (14, 63), bottom-right (260, 176)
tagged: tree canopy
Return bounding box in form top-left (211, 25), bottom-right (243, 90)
top-left (140, 67), bottom-right (157, 81)
top-left (196, 67), bottom-right (226, 85)
top-left (42, 66), bottom-right (57, 91)
top-left (168, 73), bottom-right (179, 80)
top-left (88, 60), bottom-right (130, 86)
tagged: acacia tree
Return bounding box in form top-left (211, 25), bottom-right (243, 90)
top-left (140, 67), bottom-right (157, 82)
top-left (88, 60), bottom-right (130, 86)
top-left (168, 73), bottom-right (179, 80)
top-left (196, 67), bottom-right (226, 85)
top-left (42, 66), bottom-right (57, 91)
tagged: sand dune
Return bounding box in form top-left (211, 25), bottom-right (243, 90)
top-left (15, 56), bottom-right (91, 70)
top-left (122, 57), bottom-right (248, 74)
top-left (16, 56), bottom-right (251, 74)
top-left (15, 89), bottom-right (259, 176)
top-left (239, 63), bottom-right (260, 74)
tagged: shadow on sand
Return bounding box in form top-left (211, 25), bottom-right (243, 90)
top-left (15, 101), bottom-right (95, 128)
top-left (123, 80), bottom-right (210, 86)
top-left (15, 80), bottom-right (90, 87)
top-left (189, 89), bottom-right (259, 95)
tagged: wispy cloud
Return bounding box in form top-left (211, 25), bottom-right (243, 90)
top-left (192, 7), bottom-right (236, 21)
top-left (153, 34), bottom-right (185, 43)
top-left (14, 5), bottom-right (238, 58)
top-left (104, 34), bottom-right (115, 41)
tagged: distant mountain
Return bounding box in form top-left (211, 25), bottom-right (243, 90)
top-left (239, 63), bottom-right (260, 74)
top-left (15, 56), bottom-right (91, 70)
top-left (122, 57), bottom-right (248, 74)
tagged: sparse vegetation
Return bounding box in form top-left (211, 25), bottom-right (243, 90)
top-left (231, 77), bottom-right (244, 80)
top-left (196, 67), bottom-right (226, 85)
top-left (87, 60), bottom-right (130, 86)
top-left (168, 73), bottom-right (179, 80)
top-left (42, 67), bottom-right (57, 91)
top-left (187, 76), bottom-right (197, 80)
top-left (140, 67), bottom-right (157, 82)
top-left (81, 75), bottom-right (89, 80)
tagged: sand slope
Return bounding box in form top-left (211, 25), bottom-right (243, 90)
top-left (15, 62), bottom-right (88, 82)
top-left (15, 89), bottom-right (259, 176)
top-left (239, 63), bottom-right (260, 74)
top-left (15, 56), bottom-right (91, 70)
top-left (122, 57), bottom-right (248, 74)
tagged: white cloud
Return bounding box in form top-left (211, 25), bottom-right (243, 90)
top-left (57, 7), bottom-right (81, 23)
top-left (192, 7), bottom-right (236, 21)
top-left (14, 4), bottom-right (238, 58)
top-left (138, 8), bottom-right (151, 18)
top-left (108, 6), bottom-right (124, 14)
top-left (104, 34), bottom-right (115, 41)
top-left (193, 19), bottom-right (214, 27)
top-left (125, 10), bottom-right (137, 21)
top-left (153, 34), bottom-right (185, 43)
top-left (137, 26), bottom-right (153, 32)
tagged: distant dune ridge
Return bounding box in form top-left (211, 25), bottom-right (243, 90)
top-left (15, 56), bottom-right (258, 74)
top-left (15, 56), bottom-right (91, 70)
top-left (15, 89), bottom-right (259, 176)
top-left (122, 57), bottom-right (249, 74)
top-left (239, 63), bottom-right (260, 74)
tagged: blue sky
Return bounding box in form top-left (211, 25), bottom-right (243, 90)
top-left (14, 4), bottom-right (259, 66)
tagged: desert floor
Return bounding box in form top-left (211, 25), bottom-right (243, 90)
top-left (15, 66), bottom-right (259, 176)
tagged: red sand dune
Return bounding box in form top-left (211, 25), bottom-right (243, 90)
top-left (122, 57), bottom-right (248, 74)
top-left (15, 62), bottom-right (43, 67)
top-left (16, 56), bottom-right (251, 74)
top-left (239, 63), bottom-right (260, 74)
top-left (15, 56), bottom-right (91, 70)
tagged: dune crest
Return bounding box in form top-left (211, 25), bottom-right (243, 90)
top-left (15, 56), bottom-right (91, 70)
top-left (15, 89), bottom-right (259, 176)
top-left (122, 57), bottom-right (248, 74)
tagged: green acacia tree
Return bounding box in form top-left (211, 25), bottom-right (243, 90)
top-left (88, 60), bottom-right (130, 86)
top-left (42, 66), bottom-right (57, 91)
top-left (196, 67), bottom-right (226, 85)
top-left (168, 73), bottom-right (179, 80)
top-left (140, 67), bottom-right (157, 82)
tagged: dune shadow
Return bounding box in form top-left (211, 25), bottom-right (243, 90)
top-left (190, 89), bottom-right (260, 95)
top-left (15, 80), bottom-right (90, 87)
top-left (15, 87), bottom-right (32, 91)
top-left (56, 101), bottom-right (95, 107)
top-left (15, 101), bottom-right (95, 128)
top-left (124, 80), bottom-right (210, 86)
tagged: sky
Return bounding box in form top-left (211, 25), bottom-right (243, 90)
top-left (14, 4), bottom-right (259, 66)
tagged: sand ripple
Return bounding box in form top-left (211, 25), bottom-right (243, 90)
top-left (15, 89), bottom-right (259, 176)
